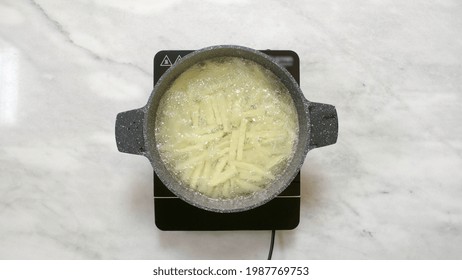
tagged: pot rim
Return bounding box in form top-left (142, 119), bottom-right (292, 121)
top-left (143, 45), bottom-right (311, 213)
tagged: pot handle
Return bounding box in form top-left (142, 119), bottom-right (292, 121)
top-left (307, 101), bottom-right (338, 149)
top-left (115, 108), bottom-right (146, 155)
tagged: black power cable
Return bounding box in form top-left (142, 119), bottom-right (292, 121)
top-left (267, 229), bottom-right (276, 260)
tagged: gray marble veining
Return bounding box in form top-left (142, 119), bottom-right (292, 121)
top-left (1, 0), bottom-right (461, 259)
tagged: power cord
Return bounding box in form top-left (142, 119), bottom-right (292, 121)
top-left (267, 229), bottom-right (276, 260)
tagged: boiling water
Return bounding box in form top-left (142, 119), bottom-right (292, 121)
top-left (155, 57), bottom-right (298, 199)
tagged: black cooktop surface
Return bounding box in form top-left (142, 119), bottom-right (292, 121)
top-left (153, 49), bottom-right (300, 231)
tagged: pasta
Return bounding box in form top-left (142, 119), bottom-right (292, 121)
top-left (155, 57), bottom-right (298, 199)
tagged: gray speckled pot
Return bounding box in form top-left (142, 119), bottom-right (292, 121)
top-left (115, 45), bottom-right (338, 213)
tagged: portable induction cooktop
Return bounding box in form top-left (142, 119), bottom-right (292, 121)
top-left (153, 50), bottom-right (301, 231)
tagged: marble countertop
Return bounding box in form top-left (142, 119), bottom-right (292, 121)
top-left (1, 0), bottom-right (461, 259)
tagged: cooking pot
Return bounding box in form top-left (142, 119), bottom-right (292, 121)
top-left (115, 45), bottom-right (338, 213)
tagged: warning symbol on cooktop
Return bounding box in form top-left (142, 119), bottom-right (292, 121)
top-left (160, 55), bottom-right (172, 67)
top-left (174, 55), bottom-right (182, 64)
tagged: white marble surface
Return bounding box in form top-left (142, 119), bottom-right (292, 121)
top-left (1, 0), bottom-right (461, 259)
